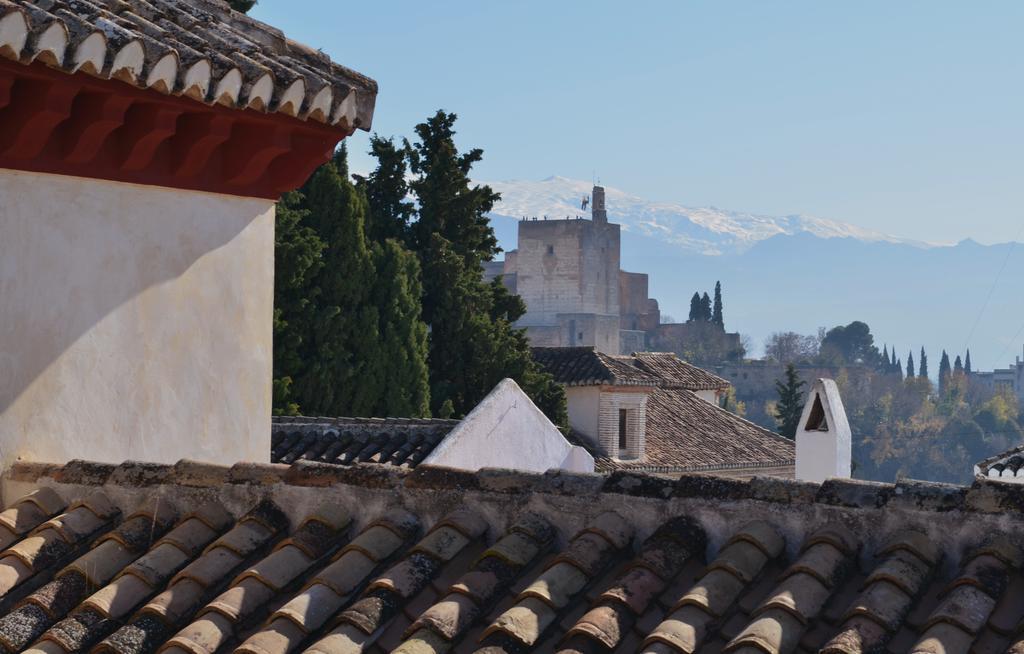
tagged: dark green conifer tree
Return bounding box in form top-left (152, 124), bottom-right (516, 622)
top-left (688, 292), bottom-right (701, 322)
top-left (357, 136), bottom-right (414, 244)
top-left (954, 355), bottom-right (964, 376)
top-left (272, 191), bottom-right (323, 415)
top-left (228, 0), bottom-right (256, 12)
top-left (372, 240), bottom-right (431, 417)
top-left (965, 349), bottom-right (972, 375)
top-left (700, 292), bottom-right (712, 321)
top-left (906, 351), bottom-right (915, 379)
top-left (919, 347), bottom-right (929, 379)
top-left (405, 111), bottom-right (565, 423)
top-left (938, 350), bottom-right (952, 394)
top-left (895, 357), bottom-right (903, 380)
top-left (292, 146), bottom-right (383, 416)
top-left (712, 281), bottom-right (724, 328)
top-left (882, 345), bottom-right (890, 371)
top-left (774, 364), bottom-right (806, 439)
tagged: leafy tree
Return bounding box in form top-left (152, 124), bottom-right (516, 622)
top-left (764, 331), bottom-right (819, 364)
top-left (774, 364), bottom-right (806, 439)
top-left (712, 281), bottom-right (724, 328)
top-left (906, 351), bottom-right (915, 379)
top-left (919, 347), bottom-right (929, 379)
top-left (272, 191), bottom-right (324, 415)
top-left (721, 386), bottom-right (746, 416)
top-left (700, 292), bottom-right (712, 321)
top-left (965, 349), bottom-right (973, 375)
top-left (820, 321), bottom-right (879, 365)
top-left (688, 292), bottom-right (701, 322)
top-left (405, 111), bottom-right (565, 422)
top-left (228, 0), bottom-right (256, 12)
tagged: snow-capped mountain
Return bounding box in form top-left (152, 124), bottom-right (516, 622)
top-left (480, 176), bottom-right (1024, 372)
top-left (485, 176), bottom-right (932, 255)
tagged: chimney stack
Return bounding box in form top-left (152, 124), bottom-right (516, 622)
top-left (795, 378), bottom-right (852, 482)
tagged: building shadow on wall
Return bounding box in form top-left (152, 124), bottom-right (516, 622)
top-left (0, 177), bottom-right (267, 418)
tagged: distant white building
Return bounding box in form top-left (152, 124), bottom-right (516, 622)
top-left (973, 346), bottom-right (1024, 404)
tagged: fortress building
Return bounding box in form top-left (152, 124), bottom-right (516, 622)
top-left (487, 185), bottom-right (660, 354)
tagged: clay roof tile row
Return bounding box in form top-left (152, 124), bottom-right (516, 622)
top-left (0, 459), bottom-right (1023, 652)
top-left (0, 0), bottom-right (375, 129)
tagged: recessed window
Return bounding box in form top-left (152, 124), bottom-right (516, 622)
top-left (546, 245), bottom-right (554, 255)
top-left (618, 409), bottom-right (628, 450)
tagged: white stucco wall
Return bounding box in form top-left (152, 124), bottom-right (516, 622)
top-left (0, 169), bottom-right (274, 471)
top-left (795, 378), bottom-right (852, 482)
top-left (696, 389), bottom-right (720, 405)
top-left (566, 386), bottom-right (600, 442)
top-left (424, 379), bottom-right (594, 473)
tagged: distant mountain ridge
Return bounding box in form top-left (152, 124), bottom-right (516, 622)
top-left (483, 176), bottom-right (1024, 372)
top-left (485, 176), bottom-right (936, 255)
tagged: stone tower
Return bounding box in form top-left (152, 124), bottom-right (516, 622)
top-left (489, 182), bottom-right (661, 354)
top-left (592, 185), bottom-right (608, 223)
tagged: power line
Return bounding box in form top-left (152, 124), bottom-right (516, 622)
top-left (962, 226), bottom-right (1024, 354)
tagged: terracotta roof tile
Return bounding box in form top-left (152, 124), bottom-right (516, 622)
top-left (0, 0), bottom-right (376, 128)
top-left (595, 387), bottom-right (795, 476)
top-left (1, 460), bottom-right (1023, 653)
top-left (271, 418), bottom-right (459, 470)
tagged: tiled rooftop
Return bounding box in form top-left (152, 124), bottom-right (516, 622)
top-left (271, 418), bottom-right (460, 468)
top-left (976, 445), bottom-right (1024, 480)
top-left (591, 388), bottom-right (794, 476)
top-left (1, 458), bottom-right (1023, 654)
top-left (0, 0), bottom-right (376, 128)
top-left (532, 348), bottom-right (729, 392)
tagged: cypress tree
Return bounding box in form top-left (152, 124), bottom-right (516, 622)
top-left (362, 137), bottom-right (432, 416)
top-left (700, 292), bottom-right (712, 321)
top-left (895, 357), bottom-right (903, 380)
top-left (954, 355), bottom-right (964, 376)
top-left (882, 345), bottom-right (890, 372)
top-left (372, 240), bottom-right (430, 417)
top-left (938, 350), bottom-right (951, 394)
top-left (712, 281), bottom-right (724, 328)
top-left (774, 364), bottom-right (806, 439)
top-left (292, 147), bottom-right (383, 416)
top-left (688, 292), bottom-right (701, 322)
top-left (919, 347), bottom-right (929, 379)
top-left (272, 191), bottom-right (324, 415)
top-left (358, 136), bottom-right (415, 244)
top-left (906, 351), bottom-right (914, 379)
top-left (965, 349), bottom-right (972, 375)
top-left (406, 111), bottom-right (565, 422)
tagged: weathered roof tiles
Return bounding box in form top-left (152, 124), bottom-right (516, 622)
top-left (271, 417), bottom-right (460, 469)
top-left (0, 459), bottom-right (1023, 653)
top-left (0, 0), bottom-right (376, 129)
top-left (532, 347), bottom-right (730, 391)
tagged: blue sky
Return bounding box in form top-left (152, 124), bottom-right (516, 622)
top-left (252, 1), bottom-right (1024, 245)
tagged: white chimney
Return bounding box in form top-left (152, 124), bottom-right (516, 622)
top-left (795, 378), bottom-right (852, 482)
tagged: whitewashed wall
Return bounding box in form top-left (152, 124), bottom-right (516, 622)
top-left (0, 170), bottom-right (273, 471)
top-left (795, 378), bottom-right (852, 482)
top-left (425, 379), bottom-right (593, 473)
